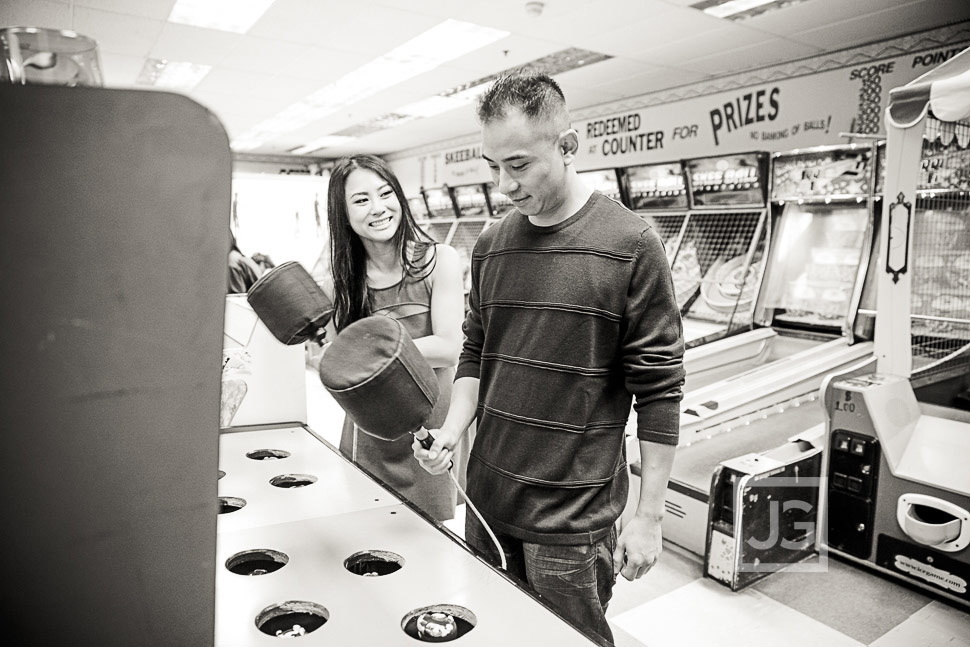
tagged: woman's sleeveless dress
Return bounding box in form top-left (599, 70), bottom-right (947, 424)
top-left (337, 267), bottom-right (469, 522)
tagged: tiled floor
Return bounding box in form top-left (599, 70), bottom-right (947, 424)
top-left (305, 369), bottom-right (970, 646)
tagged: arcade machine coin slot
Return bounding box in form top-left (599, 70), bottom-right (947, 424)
top-left (825, 427), bottom-right (880, 559)
top-left (820, 53), bottom-right (970, 610)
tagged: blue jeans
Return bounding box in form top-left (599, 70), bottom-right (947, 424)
top-left (465, 512), bottom-right (616, 646)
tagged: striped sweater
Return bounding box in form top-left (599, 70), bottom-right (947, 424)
top-left (456, 191), bottom-right (685, 544)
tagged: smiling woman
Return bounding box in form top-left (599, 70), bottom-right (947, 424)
top-left (320, 153), bottom-right (469, 522)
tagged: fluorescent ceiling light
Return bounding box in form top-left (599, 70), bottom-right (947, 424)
top-left (231, 19), bottom-right (509, 150)
top-left (167, 0), bottom-right (277, 34)
top-left (331, 45), bottom-right (612, 139)
top-left (692, 0), bottom-right (807, 20)
top-left (136, 58), bottom-right (212, 91)
top-left (289, 135), bottom-right (358, 156)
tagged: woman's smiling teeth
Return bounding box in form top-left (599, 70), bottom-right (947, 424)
top-left (369, 216), bottom-right (392, 229)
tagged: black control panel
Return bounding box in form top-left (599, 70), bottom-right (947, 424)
top-left (827, 430), bottom-right (880, 559)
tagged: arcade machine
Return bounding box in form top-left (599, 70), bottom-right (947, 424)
top-left (698, 143), bottom-right (882, 589)
top-left (451, 182), bottom-right (492, 218)
top-left (217, 275), bottom-right (604, 645)
top-left (673, 152), bottom-right (770, 352)
top-left (417, 185), bottom-right (459, 243)
top-left (408, 194), bottom-right (431, 226)
top-left (486, 180), bottom-right (513, 216)
top-left (618, 160), bottom-right (693, 311)
top-left (450, 182), bottom-right (498, 295)
top-left (415, 181), bottom-right (498, 300)
top-left (619, 159), bottom-right (689, 255)
top-left (820, 49), bottom-right (970, 610)
top-left (653, 145), bottom-right (882, 560)
top-left (1, 50), bottom-right (230, 644)
top-left (578, 167), bottom-right (626, 204)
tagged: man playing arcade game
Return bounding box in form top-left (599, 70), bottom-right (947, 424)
top-left (414, 71), bottom-right (685, 646)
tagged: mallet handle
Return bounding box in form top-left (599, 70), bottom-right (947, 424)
top-left (412, 428), bottom-right (454, 470)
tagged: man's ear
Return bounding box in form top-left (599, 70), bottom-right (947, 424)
top-left (558, 129), bottom-right (579, 164)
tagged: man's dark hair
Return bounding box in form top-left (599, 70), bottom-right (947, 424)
top-left (477, 70), bottom-right (568, 125)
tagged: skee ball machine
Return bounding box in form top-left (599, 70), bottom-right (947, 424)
top-left (674, 151), bottom-right (769, 355)
top-left (417, 184), bottom-right (460, 243)
top-left (820, 48), bottom-right (970, 609)
top-left (618, 160), bottom-right (700, 317)
top-left (416, 181), bottom-right (498, 306)
top-left (619, 159), bottom-right (689, 254)
top-left (700, 143), bottom-right (881, 590)
top-left (657, 144), bottom-right (884, 562)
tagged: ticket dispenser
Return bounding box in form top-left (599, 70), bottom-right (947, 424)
top-left (822, 374), bottom-right (970, 608)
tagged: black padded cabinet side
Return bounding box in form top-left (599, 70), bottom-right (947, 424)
top-left (0, 84), bottom-right (231, 646)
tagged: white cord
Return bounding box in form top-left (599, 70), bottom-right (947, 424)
top-left (447, 470), bottom-right (507, 571)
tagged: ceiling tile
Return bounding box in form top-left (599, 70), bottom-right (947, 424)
top-left (193, 67), bottom-right (320, 103)
top-left (568, 5), bottom-right (728, 56)
top-left (99, 51), bottom-right (147, 85)
top-left (443, 34), bottom-right (562, 75)
top-left (218, 36), bottom-right (314, 76)
top-left (554, 57), bottom-right (659, 94)
top-left (269, 46), bottom-right (372, 82)
top-left (248, 0), bottom-right (377, 46)
top-left (682, 37), bottom-right (822, 75)
top-left (316, 7), bottom-right (444, 57)
top-left (75, 0), bottom-right (177, 21)
top-left (149, 22), bottom-right (243, 65)
top-left (189, 87), bottom-right (301, 118)
top-left (2, 0), bottom-right (966, 159)
top-left (72, 6), bottom-right (165, 57)
top-left (793, 0), bottom-right (970, 50)
top-left (0, 0), bottom-right (73, 32)
top-left (587, 65), bottom-right (714, 98)
top-left (743, 0), bottom-right (924, 36)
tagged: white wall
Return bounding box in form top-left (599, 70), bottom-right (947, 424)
top-left (230, 172), bottom-right (331, 270)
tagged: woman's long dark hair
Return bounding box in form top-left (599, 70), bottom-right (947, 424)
top-left (328, 154), bottom-right (435, 331)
